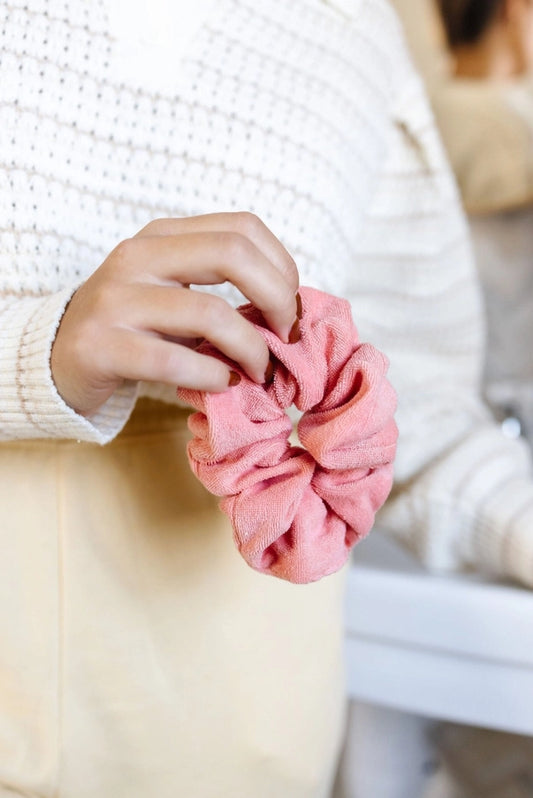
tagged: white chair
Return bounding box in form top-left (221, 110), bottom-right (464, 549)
top-left (335, 530), bottom-right (533, 798)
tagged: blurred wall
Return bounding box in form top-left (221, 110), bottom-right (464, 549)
top-left (390, 0), bottom-right (448, 86)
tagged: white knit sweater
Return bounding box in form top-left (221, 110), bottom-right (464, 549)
top-left (1, 0), bottom-right (532, 586)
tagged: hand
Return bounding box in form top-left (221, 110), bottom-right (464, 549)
top-left (51, 213), bottom-right (300, 417)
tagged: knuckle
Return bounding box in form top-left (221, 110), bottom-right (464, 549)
top-left (90, 279), bottom-right (118, 318)
top-left (199, 294), bottom-right (233, 331)
top-left (233, 210), bottom-right (264, 239)
top-left (110, 237), bottom-right (136, 267)
top-left (221, 231), bottom-right (252, 265)
top-left (141, 217), bottom-right (171, 236)
top-left (152, 346), bottom-right (177, 381)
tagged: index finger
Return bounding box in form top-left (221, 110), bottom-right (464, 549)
top-left (135, 211), bottom-right (299, 294)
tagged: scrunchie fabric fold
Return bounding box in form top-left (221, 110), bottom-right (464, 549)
top-left (178, 286), bottom-right (398, 584)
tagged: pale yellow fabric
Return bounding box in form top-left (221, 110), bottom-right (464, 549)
top-left (431, 77), bottom-right (533, 213)
top-left (390, 0), bottom-right (447, 87)
top-left (0, 400), bottom-right (346, 798)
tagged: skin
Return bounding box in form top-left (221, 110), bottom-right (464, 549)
top-left (452, 0), bottom-right (533, 78)
top-left (51, 212), bottom-right (300, 417)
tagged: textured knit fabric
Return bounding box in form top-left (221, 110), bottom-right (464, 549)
top-left (179, 287), bottom-right (398, 583)
top-left (1, 0), bottom-right (533, 591)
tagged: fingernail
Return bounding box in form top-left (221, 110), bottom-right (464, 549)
top-left (295, 292), bottom-right (303, 320)
top-left (264, 359), bottom-right (274, 384)
top-left (228, 371), bottom-right (241, 387)
top-left (288, 318), bottom-right (301, 344)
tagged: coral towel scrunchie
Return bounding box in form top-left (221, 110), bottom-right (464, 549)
top-left (178, 286), bottom-right (398, 584)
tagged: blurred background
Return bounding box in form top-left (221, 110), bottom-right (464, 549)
top-left (334, 1), bottom-right (533, 796)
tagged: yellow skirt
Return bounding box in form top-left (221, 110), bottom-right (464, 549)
top-left (0, 400), bottom-right (346, 798)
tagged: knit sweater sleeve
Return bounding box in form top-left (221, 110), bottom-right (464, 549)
top-left (347, 66), bottom-right (533, 587)
top-left (0, 289), bottom-right (138, 443)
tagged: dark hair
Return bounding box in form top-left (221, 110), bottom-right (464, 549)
top-left (437, 0), bottom-right (505, 47)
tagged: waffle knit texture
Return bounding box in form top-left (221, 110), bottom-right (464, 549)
top-left (1, 0), bottom-right (533, 587)
top-left (179, 287), bottom-right (398, 583)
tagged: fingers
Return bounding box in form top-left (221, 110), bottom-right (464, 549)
top-left (135, 212), bottom-right (299, 293)
top-left (118, 283), bottom-right (270, 384)
top-left (52, 212), bottom-right (299, 417)
top-left (130, 212), bottom-right (299, 342)
top-left (119, 232), bottom-right (296, 343)
top-left (109, 329), bottom-right (240, 393)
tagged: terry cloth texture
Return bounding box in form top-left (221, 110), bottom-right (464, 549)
top-left (179, 287), bottom-right (398, 584)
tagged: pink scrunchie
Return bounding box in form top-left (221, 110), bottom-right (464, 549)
top-left (178, 286), bottom-right (397, 584)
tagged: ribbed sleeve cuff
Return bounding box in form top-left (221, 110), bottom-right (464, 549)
top-left (470, 478), bottom-right (533, 588)
top-left (0, 289), bottom-right (138, 443)
top-left (379, 424), bottom-right (533, 587)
